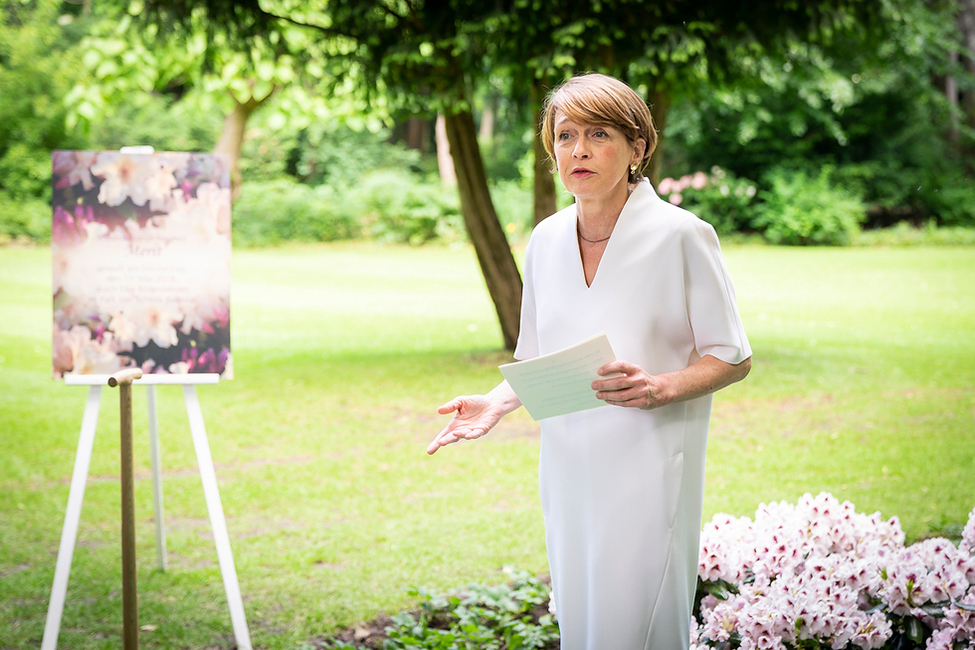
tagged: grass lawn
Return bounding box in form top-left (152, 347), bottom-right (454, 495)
top-left (1, 241), bottom-right (973, 649)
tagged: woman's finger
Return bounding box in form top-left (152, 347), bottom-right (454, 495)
top-left (437, 399), bottom-right (461, 415)
top-left (427, 430), bottom-right (459, 454)
top-left (597, 360), bottom-right (638, 376)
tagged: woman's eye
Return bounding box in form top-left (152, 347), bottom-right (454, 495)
top-left (557, 132), bottom-right (570, 141)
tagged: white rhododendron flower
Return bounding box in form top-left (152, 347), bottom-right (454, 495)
top-left (72, 332), bottom-right (124, 375)
top-left (124, 304), bottom-right (183, 349)
top-left (52, 150), bottom-right (97, 190)
top-left (91, 153), bottom-right (177, 207)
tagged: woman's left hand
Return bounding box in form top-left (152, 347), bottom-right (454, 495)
top-left (593, 355), bottom-right (752, 410)
top-left (592, 360), bottom-right (671, 410)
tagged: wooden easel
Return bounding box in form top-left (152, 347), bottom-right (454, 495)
top-left (41, 373), bottom-right (252, 650)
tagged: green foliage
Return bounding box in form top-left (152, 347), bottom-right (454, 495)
top-left (0, 192), bottom-right (49, 243)
top-left (87, 93), bottom-right (222, 152)
top-left (354, 171), bottom-right (464, 245)
top-left (0, 0), bottom-right (88, 201)
top-left (232, 179), bottom-right (360, 245)
top-left (854, 221), bottom-right (975, 247)
top-left (823, 90), bottom-right (975, 228)
top-left (237, 127), bottom-right (297, 182)
top-left (488, 180), bottom-right (533, 240)
top-left (0, 143), bottom-right (54, 202)
top-left (661, 0), bottom-right (975, 230)
top-left (912, 166), bottom-right (975, 228)
top-left (752, 167), bottom-right (866, 246)
top-left (323, 570), bottom-right (558, 650)
top-left (232, 172), bottom-right (464, 247)
top-left (664, 42), bottom-right (866, 179)
top-left (287, 124), bottom-right (422, 188)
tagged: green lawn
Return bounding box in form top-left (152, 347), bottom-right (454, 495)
top-left (1, 242), bottom-right (973, 649)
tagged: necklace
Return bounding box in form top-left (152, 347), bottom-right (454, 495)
top-left (577, 222), bottom-right (612, 243)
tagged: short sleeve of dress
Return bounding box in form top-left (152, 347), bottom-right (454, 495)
top-left (682, 219), bottom-right (752, 365)
top-left (513, 238), bottom-right (539, 361)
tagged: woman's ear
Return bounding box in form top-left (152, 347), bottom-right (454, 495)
top-left (633, 138), bottom-right (648, 165)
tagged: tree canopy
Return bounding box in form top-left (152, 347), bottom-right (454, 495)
top-left (129, 0), bottom-right (908, 350)
top-left (2, 0), bottom-right (972, 340)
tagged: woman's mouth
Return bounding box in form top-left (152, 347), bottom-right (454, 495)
top-left (571, 168), bottom-right (594, 178)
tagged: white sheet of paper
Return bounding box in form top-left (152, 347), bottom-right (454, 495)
top-left (499, 333), bottom-right (618, 421)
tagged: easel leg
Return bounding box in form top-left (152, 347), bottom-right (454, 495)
top-left (42, 385), bottom-right (102, 650)
top-left (182, 385), bottom-right (252, 650)
top-left (146, 385), bottom-right (167, 570)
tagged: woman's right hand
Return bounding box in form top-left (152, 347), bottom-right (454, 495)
top-left (426, 395), bottom-right (503, 455)
top-left (427, 381), bottom-right (522, 455)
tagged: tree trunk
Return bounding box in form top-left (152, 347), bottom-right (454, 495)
top-left (479, 94), bottom-right (497, 142)
top-left (403, 116), bottom-right (431, 153)
top-left (531, 86), bottom-right (557, 225)
top-left (946, 49), bottom-right (960, 145)
top-left (443, 109), bottom-right (523, 351)
top-left (959, 0), bottom-right (975, 169)
top-left (533, 129), bottom-right (557, 226)
top-left (214, 93), bottom-right (271, 202)
top-left (435, 114), bottom-right (457, 186)
top-left (647, 86), bottom-right (671, 185)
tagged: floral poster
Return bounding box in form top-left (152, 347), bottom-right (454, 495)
top-left (51, 150), bottom-right (232, 379)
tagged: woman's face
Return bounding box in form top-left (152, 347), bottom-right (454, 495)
top-left (553, 112), bottom-right (645, 202)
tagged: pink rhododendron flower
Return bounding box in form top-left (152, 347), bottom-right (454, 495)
top-left (52, 204), bottom-right (94, 246)
top-left (963, 507), bottom-right (975, 554)
top-left (693, 493), bottom-right (973, 650)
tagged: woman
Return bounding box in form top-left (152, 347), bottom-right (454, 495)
top-left (427, 73), bottom-right (752, 650)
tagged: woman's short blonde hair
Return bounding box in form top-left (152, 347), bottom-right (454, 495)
top-left (540, 73), bottom-right (657, 182)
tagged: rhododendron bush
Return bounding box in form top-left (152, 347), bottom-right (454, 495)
top-left (693, 494), bottom-right (975, 650)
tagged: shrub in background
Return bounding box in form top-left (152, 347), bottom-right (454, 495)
top-left (657, 167), bottom-right (760, 236)
top-left (489, 179), bottom-right (534, 240)
top-left (752, 167), bottom-right (866, 245)
top-left (0, 193), bottom-right (50, 243)
top-left (88, 96), bottom-right (221, 154)
top-left (350, 170), bottom-right (463, 245)
top-left (854, 221), bottom-right (975, 247)
top-left (915, 167), bottom-right (975, 229)
top-left (232, 179), bottom-right (360, 246)
top-left (284, 123), bottom-right (425, 188)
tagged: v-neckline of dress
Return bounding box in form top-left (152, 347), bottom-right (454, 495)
top-left (574, 180), bottom-right (647, 290)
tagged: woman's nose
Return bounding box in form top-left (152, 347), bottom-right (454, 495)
top-left (573, 140), bottom-right (590, 158)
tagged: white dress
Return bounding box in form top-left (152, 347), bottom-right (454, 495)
top-left (513, 179), bottom-right (751, 650)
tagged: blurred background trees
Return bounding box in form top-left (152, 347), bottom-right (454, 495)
top-left (1, 0), bottom-right (974, 341)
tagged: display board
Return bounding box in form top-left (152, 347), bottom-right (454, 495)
top-left (51, 150), bottom-right (232, 379)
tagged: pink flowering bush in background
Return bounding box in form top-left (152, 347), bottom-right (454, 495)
top-left (656, 166), bottom-right (759, 236)
top-left (692, 493), bottom-right (975, 650)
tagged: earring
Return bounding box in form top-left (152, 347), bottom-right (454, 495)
top-left (630, 163), bottom-right (638, 174)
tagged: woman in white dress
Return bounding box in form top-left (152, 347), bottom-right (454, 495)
top-left (428, 73), bottom-right (752, 650)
